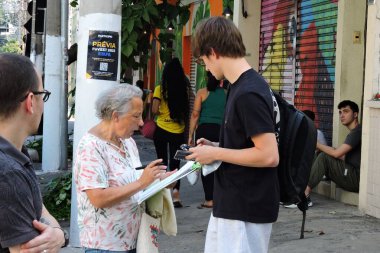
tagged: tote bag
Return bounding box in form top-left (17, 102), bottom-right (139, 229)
top-left (137, 212), bottom-right (160, 253)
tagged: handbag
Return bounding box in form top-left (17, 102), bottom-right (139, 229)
top-left (141, 119), bottom-right (156, 140)
top-left (140, 101), bottom-right (156, 140)
top-left (137, 212), bottom-right (160, 253)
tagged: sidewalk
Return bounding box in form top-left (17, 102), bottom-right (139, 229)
top-left (61, 134), bottom-right (380, 253)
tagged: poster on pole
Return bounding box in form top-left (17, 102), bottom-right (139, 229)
top-left (86, 30), bottom-right (119, 81)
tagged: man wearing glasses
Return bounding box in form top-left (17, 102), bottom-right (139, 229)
top-left (0, 53), bottom-right (66, 253)
top-left (189, 17), bottom-right (279, 253)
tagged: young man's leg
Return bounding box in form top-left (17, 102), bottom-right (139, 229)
top-left (205, 214), bottom-right (272, 253)
top-left (308, 152), bottom-right (344, 187)
top-left (329, 163), bottom-right (360, 192)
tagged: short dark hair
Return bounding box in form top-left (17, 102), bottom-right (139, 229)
top-left (338, 100), bottom-right (359, 113)
top-left (192, 16), bottom-right (246, 58)
top-left (302, 110), bottom-right (315, 121)
top-left (0, 53), bottom-right (39, 118)
top-left (136, 80), bottom-right (144, 91)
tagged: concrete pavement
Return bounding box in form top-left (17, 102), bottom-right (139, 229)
top-left (61, 134), bottom-right (380, 253)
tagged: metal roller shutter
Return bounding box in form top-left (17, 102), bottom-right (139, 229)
top-left (259, 0), bottom-right (296, 103)
top-left (259, 0), bottom-right (338, 144)
top-left (295, 0), bottom-right (338, 144)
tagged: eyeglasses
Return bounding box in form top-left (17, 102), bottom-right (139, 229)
top-left (20, 89), bottom-right (51, 102)
top-left (195, 57), bottom-right (205, 66)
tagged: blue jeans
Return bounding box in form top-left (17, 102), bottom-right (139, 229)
top-left (84, 248), bottom-right (136, 253)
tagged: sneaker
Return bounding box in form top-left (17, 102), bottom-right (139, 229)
top-left (307, 196), bottom-right (313, 207)
top-left (284, 203), bottom-right (298, 209)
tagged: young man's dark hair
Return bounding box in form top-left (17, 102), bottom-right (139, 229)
top-left (302, 110), bottom-right (315, 121)
top-left (192, 16), bottom-right (246, 59)
top-left (338, 100), bottom-right (359, 113)
top-left (0, 53), bottom-right (39, 118)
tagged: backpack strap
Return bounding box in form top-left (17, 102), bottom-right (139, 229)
top-left (269, 88), bottom-right (280, 143)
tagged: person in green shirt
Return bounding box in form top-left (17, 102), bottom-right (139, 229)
top-left (188, 71), bottom-right (226, 208)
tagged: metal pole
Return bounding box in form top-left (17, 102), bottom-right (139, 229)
top-left (42, 0), bottom-right (67, 171)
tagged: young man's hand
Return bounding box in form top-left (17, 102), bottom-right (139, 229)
top-left (20, 220), bottom-right (64, 253)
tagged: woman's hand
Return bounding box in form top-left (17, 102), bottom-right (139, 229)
top-left (138, 159), bottom-right (167, 189)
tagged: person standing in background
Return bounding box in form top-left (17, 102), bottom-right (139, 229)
top-left (152, 58), bottom-right (190, 208)
top-left (188, 71), bottom-right (226, 209)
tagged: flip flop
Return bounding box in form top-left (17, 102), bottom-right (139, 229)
top-left (197, 203), bottom-right (213, 209)
top-left (173, 201), bottom-right (183, 208)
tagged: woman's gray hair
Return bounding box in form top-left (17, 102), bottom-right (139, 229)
top-left (95, 84), bottom-right (143, 120)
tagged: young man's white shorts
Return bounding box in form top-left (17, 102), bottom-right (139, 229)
top-left (204, 214), bottom-right (273, 253)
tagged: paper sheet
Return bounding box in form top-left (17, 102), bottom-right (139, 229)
top-left (138, 161), bottom-right (199, 204)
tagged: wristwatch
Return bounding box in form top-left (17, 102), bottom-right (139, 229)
top-left (53, 227), bottom-right (69, 248)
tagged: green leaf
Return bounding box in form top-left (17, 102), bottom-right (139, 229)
top-left (122, 45), bottom-right (133, 57)
top-left (125, 19), bottom-right (134, 34)
top-left (147, 5), bottom-right (159, 17)
top-left (59, 192), bottom-right (67, 200)
top-left (142, 9), bottom-right (150, 23)
top-left (70, 0), bottom-right (78, 7)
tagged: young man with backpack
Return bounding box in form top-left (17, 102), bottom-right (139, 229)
top-left (188, 17), bottom-right (280, 253)
top-left (305, 100), bottom-right (361, 206)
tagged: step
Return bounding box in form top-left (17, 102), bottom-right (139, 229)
top-left (313, 180), bottom-right (359, 206)
top-left (335, 187), bottom-right (359, 206)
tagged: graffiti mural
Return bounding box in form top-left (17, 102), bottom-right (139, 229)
top-left (259, 0), bottom-right (338, 144)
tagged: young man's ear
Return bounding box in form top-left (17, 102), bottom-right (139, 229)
top-left (24, 93), bottom-right (34, 114)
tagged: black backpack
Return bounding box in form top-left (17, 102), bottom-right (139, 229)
top-left (270, 89), bottom-right (317, 239)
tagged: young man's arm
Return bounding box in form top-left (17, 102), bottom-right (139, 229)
top-left (18, 205), bottom-right (65, 253)
top-left (317, 141), bottom-right (352, 160)
top-left (188, 132), bottom-right (279, 168)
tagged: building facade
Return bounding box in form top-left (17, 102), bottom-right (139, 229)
top-left (147, 0), bottom-right (379, 218)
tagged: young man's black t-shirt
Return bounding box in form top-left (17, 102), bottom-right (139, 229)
top-left (213, 69), bottom-right (280, 223)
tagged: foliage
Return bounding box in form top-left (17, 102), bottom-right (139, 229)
top-left (121, 0), bottom-right (190, 71)
top-left (193, 1), bottom-right (210, 91)
top-left (26, 138), bottom-right (43, 160)
top-left (25, 133), bottom-right (74, 161)
top-left (43, 172), bottom-right (72, 220)
top-left (70, 0), bottom-right (190, 71)
top-left (0, 39), bottom-right (22, 54)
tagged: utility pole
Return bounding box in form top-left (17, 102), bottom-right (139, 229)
top-left (42, 0), bottom-right (68, 172)
top-left (69, 0), bottom-right (122, 246)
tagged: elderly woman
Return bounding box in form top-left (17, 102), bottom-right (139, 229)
top-left (74, 85), bottom-right (173, 253)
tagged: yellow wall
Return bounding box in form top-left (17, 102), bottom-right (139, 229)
top-left (333, 0), bottom-right (366, 146)
top-left (360, 0), bottom-right (380, 218)
top-left (233, 0), bottom-right (261, 70)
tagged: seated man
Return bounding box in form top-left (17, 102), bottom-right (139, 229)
top-left (305, 100), bottom-right (361, 207)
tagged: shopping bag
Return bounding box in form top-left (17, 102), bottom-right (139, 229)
top-left (137, 212), bottom-right (160, 253)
